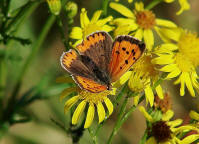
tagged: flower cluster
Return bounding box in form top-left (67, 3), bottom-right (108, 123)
top-left (57, 2), bottom-right (199, 143)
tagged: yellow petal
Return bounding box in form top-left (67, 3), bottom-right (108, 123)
top-left (134, 28), bottom-right (143, 40)
top-left (56, 76), bottom-right (74, 83)
top-left (101, 25), bottom-right (114, 32)
top-left (84, 103), bottom-right (95, 128)
top-left (158, 27), bottom-right (181, 42)
top-left (167, 119), bottom-right (182, 128)
top-left (173, 125), bottom-right (199, 134)
top-left (109, 2), bottom-right (135, 18)
top-left (181, 134), bottom-right (199, 144)
top-left (176, 0), bottom-right (190, 15)
top-left (159, 64), bottom-right (178, 72)
top-left (156, 18), bottom-right (177, 28)
top-left (119, 71), bottom-right (132, 85)
top-left (154, 26), bottom-right (171, 43)
top-left (180, 73), bottom-right (186, 96)
top-left (158, 43), bottom-right (178, 51)
top-left (64, 96), bottom-right (79, 113)
top-left (135, 2), bottom-right (144, 12)
top-left (184, 72), bottom-right (195, 97)
top-left (139, 106), bottom-right (153, 122)
top-left (152, 55), bottom-right (174, 65)
top-left (97, 102), bottom-right (105, 123)
top-left (91, 10), bottom-right (102, 23)
top-left (166, 68), bottom-right (181, 79)
top-left (189, 110), bottom-right (199, 121)
top-left (80, 8), bottom-right (90, 28)
top-left (144, 85), bottom-right (154, 107)
top-left (104, 97), bottom-right (113, 116)
top-left (112, 18), bottom-right (136, 26)
top-left (162, 110), bottom-right (174, 121)
top-left (97, 16), bottom-right (113, 26)
top-left (143, 29), bottom-right (154, 51)
top-left (146, 137), bottom-right (157, 144)
top-left (72, 100), bottom-right (87, 125)
top-left (60, 87), bottom-right (78, 101)
top-left (164, 0), bottom-right (175, 3)
top-left (70, 27), bottom-right (83, 39)
top-left (114, 25), bottom-right (134, 37)
top-left (155, 85), bottom-right (164, 99)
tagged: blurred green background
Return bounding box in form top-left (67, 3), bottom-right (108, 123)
top-left (1, 0), bottom-right (199, 143)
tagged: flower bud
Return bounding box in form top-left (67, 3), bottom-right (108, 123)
top-left (65, 1), bottom-right (78, 19)
top-left (47, 0), bottom-right (61, 15)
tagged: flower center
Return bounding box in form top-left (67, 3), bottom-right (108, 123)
top-left (128, 72), bottom-right (146, 92)
top-left (79, 90), bottom-right (111, 104)
top-left (133, 55), bottom-right (158, 79)
top-left (178, 31), bottom-right (199, 66)
top-left (135, 10), bottom-right (156, 29)
top-left (152, 121), bottom-right (171, 142)
top-left (175, 53), bottom-right (194, 72)
top-left (83, 24), bottom-right (101, 39)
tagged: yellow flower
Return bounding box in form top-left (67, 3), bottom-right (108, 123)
top-left (153, 29), bottom-right (199, 97)
top-left (70, 8), bottom-right (114, 47)
top-left (164, 0), bottom-right (190, 15)
top-left (56, 76), bottom-right (116, 128)
top-left (139, 106), bottom-right (199, 144)
top-left (118, 53), bottom-right (164, 107)
top-left (110, 2), bottom-right (177, 50)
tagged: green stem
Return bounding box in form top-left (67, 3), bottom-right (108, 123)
top-left (56, 15), bottom-right (68, 49)
top-left (107, 97), bottom-right (129, 144)
top-left (95, 83), bottom-right (127, 136)
top-left (102, 0), bottom-right (110, 16)
top-left (88, 128), bottom-right (97, 144)
top-left (120, 95), bottom-right (145, 126)
top-left (0, 58), bottom-right (6, 119)
top-left (5, 15), bottom-right (56, 123)
top-left (145, 0), bottom-right (164, 10)
top-left (139, 130), bottom-right (148, 144)
top-left (107, 95), bottom-right (145, 144)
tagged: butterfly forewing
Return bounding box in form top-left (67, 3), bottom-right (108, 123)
top-left (76, 31), bottom-right (113, 73)
top-left (61, 49), bottom-right (95, 80)
top-left (109, 36), bottom-right (145, 82)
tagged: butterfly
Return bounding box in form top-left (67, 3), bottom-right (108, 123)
top-left (60, 31), bottom-right (145, 93)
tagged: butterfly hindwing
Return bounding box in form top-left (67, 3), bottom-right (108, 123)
top-left (73, 75), bottom-right (107, 93)
top-left (76, 31), bottom-right (113, 73)
top-left (109, 36), bottom-right (145, 82)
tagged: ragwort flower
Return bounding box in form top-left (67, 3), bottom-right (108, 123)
top-left (110, 2), bottom-right (177, 50)
top-left (153, 29), bottom-right (199, 97)
top-left (164, 0), bottom-right (190, 15)
top-left (70, 8), bottom-right (114, 47)
top-left (56, 76), bottom-right (116, 128)
top-left (139, 106), bottom-right (199, 144)
top-left (118, 53), bottom-right (164, 107)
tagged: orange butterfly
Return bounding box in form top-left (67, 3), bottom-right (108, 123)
top-left (60, 31), bottom-right (145, 93)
